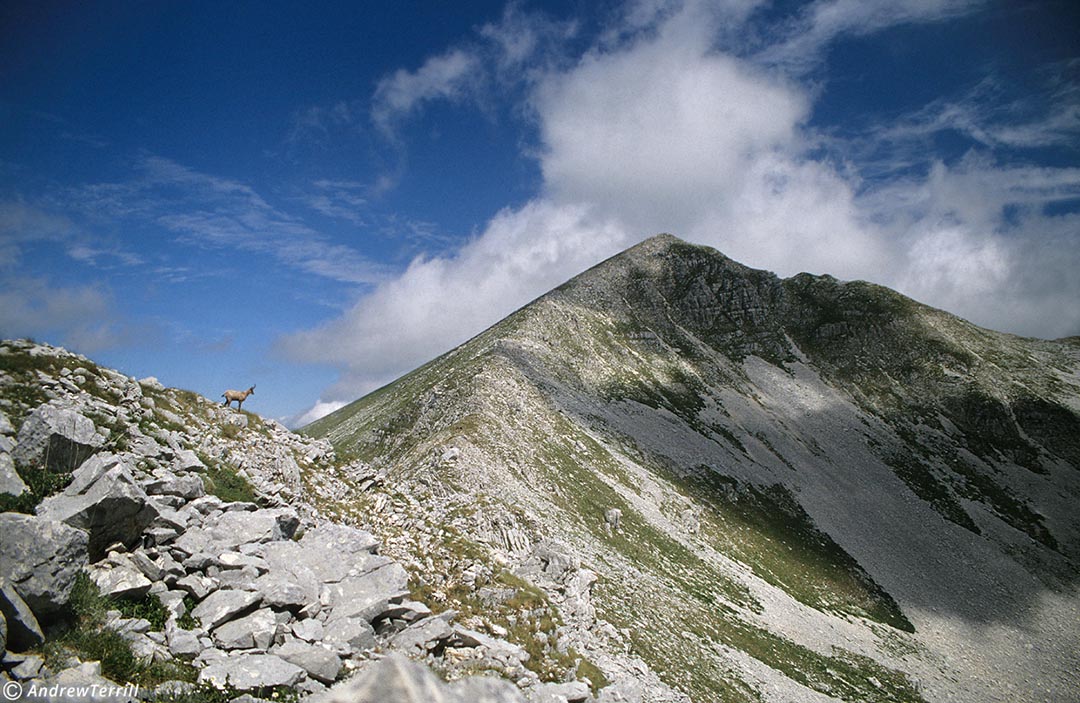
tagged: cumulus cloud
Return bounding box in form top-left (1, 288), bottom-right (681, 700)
top-left (285, 0), bottom-right (1080, 420)
top-left (281, 200), bottom-right (628, 404)
top-left (0, 276), bottom-right (129, 352)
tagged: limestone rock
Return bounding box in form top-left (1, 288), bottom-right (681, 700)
top-left (191, 589), bottom-right (260, 630)
top-left (87, 554), bottom-right (153, 600)
top-left (12, 404), bottom-right (104, 473)
top-left (323, 562), bottom-right (410, 623)
top-left (323, 615), bottom-right (376, 651)
top-left (212, 607), bottom-right (276, 650)
top-left (197, 653), bottom-right (305, 691)
top-left (0, 451), bottom-right (27, 496)
top-left (36, 454), bottom-right (159, 560)
top-left (143, 474), bottom-right (205, 501)
top-left (529, 681), bottom-right (592, 703)
top-left (0, 512), bottom-right (88, 615)
top-left (165, 619), bottom-right (202, 659)
top-left (19, 661), bottom-right (139, 702)
top-left (206, 507), bottom-right (300, 549)
top-left (291, 618), bottom-right (324, 642)
top-left (0, 581), bottom-right (44, 650)
top-left (390, 613), bottom-right (456, 656)
top-left (274, 639), bottom-right (342, 684)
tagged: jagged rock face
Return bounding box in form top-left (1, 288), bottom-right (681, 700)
top-left (0, 513), bottom-right (88, 616)
top-left (12, 404), bottom-right (104, 473)
top-left (307, 235), bottom-right (1080, 703)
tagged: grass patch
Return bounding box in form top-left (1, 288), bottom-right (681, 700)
top-left (196, 452), bottom-right (259, 504)
top-left (0, 459), bottom-right (75, 513)
top-left (678, 468), bottom-right (914, 632)
top-left (40, 574), bottom-right (196, 688)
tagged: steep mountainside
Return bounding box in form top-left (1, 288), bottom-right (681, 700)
top-left (306, 234), bottom-right (1080, 703)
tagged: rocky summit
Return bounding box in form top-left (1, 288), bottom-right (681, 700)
top-left (305, 235), bottom-right (1080, 703)
top-left (2, 235), bottom-right (1079, 703)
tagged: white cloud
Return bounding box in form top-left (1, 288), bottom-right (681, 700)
top-left (0, 276), bottom-right (128, 352)
top-left (65, 156), bottom-right (389, 286)
top-left (759, 0), bottom-right (985, 70)
top-left (371, 50), bottom-right (481, 136)
top-left (281, 201), bottom-right (629, 404)
top-left (285, 0), bottom-right (1080, 417)
top-left (289, 400), bottom-right (348, 427)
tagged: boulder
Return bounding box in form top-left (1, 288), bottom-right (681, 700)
top-left (171, 449), bottom-right (205, 473)
top-left (255, 571), bottom-right (316, 610)
top-left (323, 615), bottom-right (377, 651)
top-left (530, 682), bottom-right (592, 703)
top-left (0, 451), bottom-right (27, 496)
top-left (206, 508), bottom-right (300, 549)
top-left (12, 404), bottom-right (104, 473)
top-left (0, 581), bottom-right (44, 650)
top-left (36, 454), bottom-right (159, 560)
top-left (390, 613), bottom-right (456, 656)
top-left (449, 676), bottom-right (528, 703)
top-left (274, 640), bottom-right (342, 684)
top-left (291, 618), bottom-right (324, 642)
top-left (191, 589), bottom-right (260, 630)
top-left (8, 652), bottom-right (44, 680)
top-left (21, 661), bottom-right (139, 702)
top-left (311, 654), bottom-right (473, 703)
top-left (0, 512), bottom-right (88, 615)
top-left (143, 474), bottom-right (205, 501)
top-left (197, 653), bottom-right (305, 691)
top-left (165, 619), bottom-right (202, 660)
top-left (323, 562), bottom-right (410, 623)
top-left (1, 606), bottom-right (6, 651)
top-left (87, 554), bottom-right (153, 600)
top-left (211, 608), bottom-right (276, 650)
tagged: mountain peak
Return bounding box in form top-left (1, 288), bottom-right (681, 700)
top-left (306, 237), bottom-right (1080, 703)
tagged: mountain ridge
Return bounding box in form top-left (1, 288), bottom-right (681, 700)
top-left (306, 234), bottom-right (1080, 702)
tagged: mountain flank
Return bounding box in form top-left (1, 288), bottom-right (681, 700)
top-left (306, 234), bottom-right (1080, 703)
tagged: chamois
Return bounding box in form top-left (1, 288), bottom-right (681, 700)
top-left (222, 385), bottom-right (255, 410)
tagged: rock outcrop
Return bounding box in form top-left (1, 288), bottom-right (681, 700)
top-left (0, 339), bottom-right (598, 701)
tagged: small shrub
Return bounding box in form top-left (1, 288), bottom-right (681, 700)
top-left (196, 452), bottom-right (259, 504)
top-left (0, 460), bottom-right (75, 513)
top-left (114, 593), bottom-right (169, 631)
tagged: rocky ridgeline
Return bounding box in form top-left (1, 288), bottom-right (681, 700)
top-left (0, 339), bottom-right (599, 703)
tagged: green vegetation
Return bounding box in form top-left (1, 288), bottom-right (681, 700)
top-left (0, 458), bottom-right (73, 513)
top-left (676, 468), bottom-right (914, 632)
top-left (40, 574), bottom-right (195, 687)
top-left (197, 452), bottom-right (259, 504)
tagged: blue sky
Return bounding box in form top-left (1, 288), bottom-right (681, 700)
top-left (2, 1), bottom-right (1078, 425)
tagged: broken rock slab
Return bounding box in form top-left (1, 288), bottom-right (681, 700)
top-left (0, 451), bottom-right (27, 496)
top-left (87, 553), bottom-right (153, 600)
top-left (205, 507), bottom-right (300, 549)
top-left (212, 607), bottom-right (276, 651)
top-left (273, 639), bottom-right (342, 684)
top-left (312, 654), bottom-right (526, 703)
top-left (197, 653), bottom-right (305, 691)
top-left (36, 454), bottom-right (159, 560)
top-left (191, 589), bottom-right (261, 630)
top-left (0, 580), bottom-right (44, 651)
top-left (12, 404), bottom-right (104, 473)
top-left (0, 512), bottom-right (88, 616)
top-left (19, 661), bottom-right (140, 703)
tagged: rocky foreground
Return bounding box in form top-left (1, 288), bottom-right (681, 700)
top-left (0, 339), bottom-right (601, 702)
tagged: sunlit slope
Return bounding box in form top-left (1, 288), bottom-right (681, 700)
top-left (306, 234), bottom-right (1080, 703)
